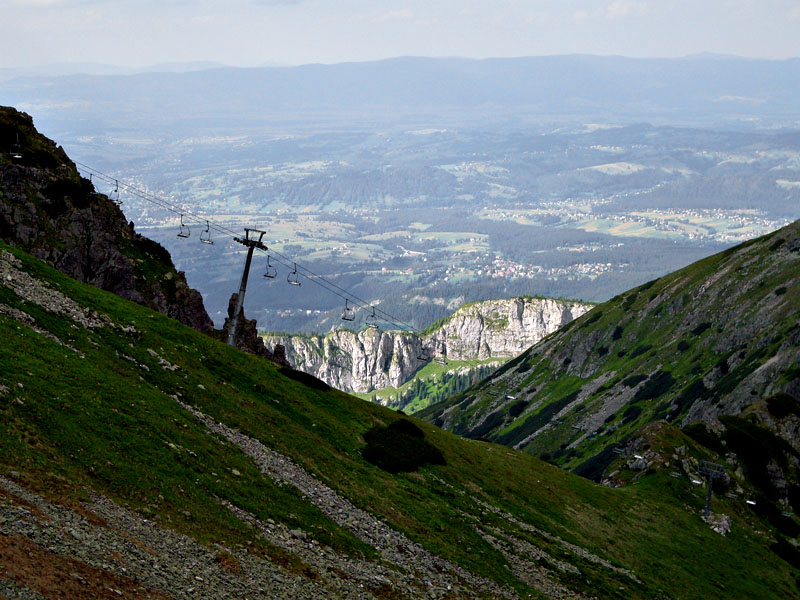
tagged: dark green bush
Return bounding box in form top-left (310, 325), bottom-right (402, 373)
top-left (467, 410), bottom-right (505, 439)
top-left (683, 422), bottom-right (725, 455)
top-left (751, 495), bottom-right (800, 536)
top-left (789, 485), bottom-right (800, 514)
top-left (766, 393), bottom-right (800, 419)
top-left (769, 238), bottom-right (786, 251)
top-left (671, 379), bottom-right (709, 416)
top-left (623, 374), bottom-right (647, 388)
top-left (496, 390), bottom-right (579, 447)
top-left (633, 371), bottom-right (675, 402)
top-left (772, 537), bottom-right (800, 569)
top-left (775, 286), bottom-right (787, 296)
top-left (676, 340), bottom-right (690, 352)
top-left (279, 367), bottom-right (330, 391)
top-left (362, 420), bottom-right (446, 474)
top-left (622, 295), bottom-right (637, 310)
top-left (597, 346), bottom-right (609, 356)
top-left (639, 280), bottom-right (657, 291)
top-left (582, 310), bottom-right (603, 327)
top-left (692, 322), bottom-right (712, 336)
top-left (508, 400), bottom-right (529, 418)
top-left (629, 344), bottom-right (653, 359)
top-left (492, 351), bottom-right (528, 377)
top-left (573, 442), bottom-right (622, 482)
top-left (612, 325), bottom-right (624, 340)
top-left (622, 404), bottom-right (642, 424)
top-left (721, 416), bottom-right (797, 498)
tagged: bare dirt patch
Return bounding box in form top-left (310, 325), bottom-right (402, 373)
top-left (0, 535), bottom-right (171, 600)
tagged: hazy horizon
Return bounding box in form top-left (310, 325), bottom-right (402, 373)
top-left (4, 50), bottom-right (800, 73)
top-left (2, 0), bottom-right (799, 70)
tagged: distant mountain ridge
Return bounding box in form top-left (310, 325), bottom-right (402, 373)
top-left (5, 55), bottom-right (800, 134)
top-left (0, 60), bottom-right (229, 81)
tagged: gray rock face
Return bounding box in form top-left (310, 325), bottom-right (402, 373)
top-left (264, 297), bottom-right (590, 394)
top-left (0, 107), bottom-right (214, 333)
top-left (427, 297), bottom-right (591, 361)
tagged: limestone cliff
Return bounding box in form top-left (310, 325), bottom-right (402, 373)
top-left (263, 297), bottom-right (591, 394)
top-left (426, 297), bottom-right (591, 361)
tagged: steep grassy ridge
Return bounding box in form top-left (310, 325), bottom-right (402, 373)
top-left (2, 241), bottom-right (798, 598)
top-left (420, 220), bottom-right (800, 522)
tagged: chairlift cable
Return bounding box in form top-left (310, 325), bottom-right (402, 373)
top-left (73, 161), bottom-right (423, 335)
top-left (262, 246), bottom-right (418, 332)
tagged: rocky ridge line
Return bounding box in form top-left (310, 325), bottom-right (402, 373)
top-left (0, 107), bottom-right (213, 334)
top-left (264, 296), bottom-right (591, 395)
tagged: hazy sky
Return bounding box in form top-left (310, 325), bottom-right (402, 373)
top-left (2, 0), bottom-right (800, 69)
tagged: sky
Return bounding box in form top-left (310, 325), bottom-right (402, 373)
top-left (2, 0), bottom-right (800, 69)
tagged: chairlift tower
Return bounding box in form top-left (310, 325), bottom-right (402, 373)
top-left (226, 228), bottom-right (268, 347)
top-left (698, 460), bottom-right (726, 519)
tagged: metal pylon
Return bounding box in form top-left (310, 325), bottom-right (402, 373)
top-left (226, 229), bottom-right (268, 347)
top-left (698, 460), bottom-right (726, 518)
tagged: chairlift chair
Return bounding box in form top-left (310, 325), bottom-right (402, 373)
top-left (87, 174), bottom-right (100, 198)
top-left (263, 255), bottom-right (277, 279)
top-left (177, 214), bottom-right (190, 238)
top-left (366, 306), bottom-right (378, 329)
top-left (341, 299), bottom-right (355, 321)
top-left (10, 133), bottom-right (22, 160)
top-left (287, 263), bottom-right (301, 286)
top-left (110, 179), bottom-right (121, 206)
top-left (200, 220), bottom-right (214, 244)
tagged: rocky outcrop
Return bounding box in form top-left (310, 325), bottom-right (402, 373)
top-left (222, 293), bottom-right (290, 365)
top-left (427, 297), bottom-right (591, 361)
top-left (0, 106), bottom-right (213, 333)
top-left (264, 328), bottom-right (425, 394)
top-left (263, 297), bottom-right (591, 394)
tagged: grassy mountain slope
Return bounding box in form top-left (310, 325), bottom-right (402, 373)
top-left (420, 220), bottom-right (800, 529)
top-left (2, 241), bottom-right (798, 598)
